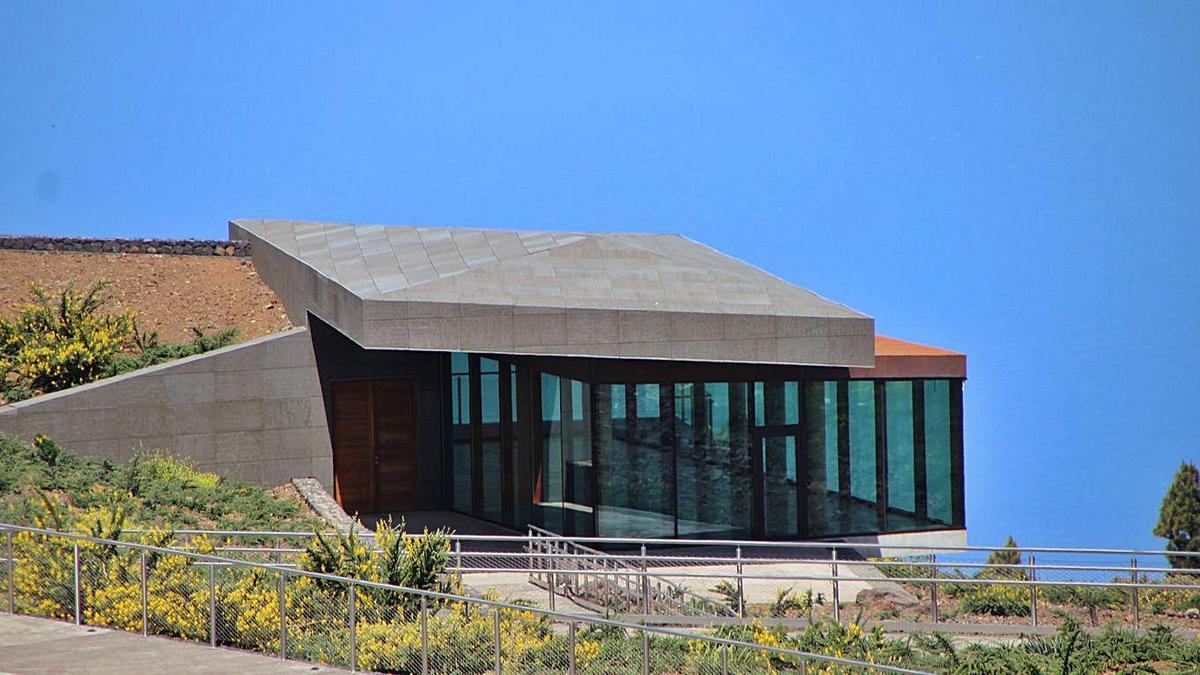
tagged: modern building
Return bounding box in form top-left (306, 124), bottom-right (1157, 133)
top-left (241, 220), bottom-right (966, 543)
top-left (0, 220), bottom-right (965, 545)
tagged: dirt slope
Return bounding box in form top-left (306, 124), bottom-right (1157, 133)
top-left (0, 250), bottom-right (292, 343)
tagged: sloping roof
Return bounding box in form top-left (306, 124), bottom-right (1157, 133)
top-left (231, 219), bottom-right (875, 367)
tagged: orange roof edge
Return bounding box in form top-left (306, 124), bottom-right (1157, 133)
top-left (875, 335), bottom-right (964, 358)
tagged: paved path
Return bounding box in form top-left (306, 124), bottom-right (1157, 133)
top-left (0, 614), bottom-right (349, 674)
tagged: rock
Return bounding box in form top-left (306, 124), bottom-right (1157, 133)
top-left (1185, 608), bottom-right (1199, 619)
top-left (856, 587), bottom-right (920, 607)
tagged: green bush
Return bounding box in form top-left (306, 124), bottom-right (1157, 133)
top-left (0, 433), bottom-right (321, 532)
top-left (959, 584), bottom-right (1032, 617)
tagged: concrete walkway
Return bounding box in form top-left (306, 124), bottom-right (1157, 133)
top-left (0, 615), bottom-right (349, 674)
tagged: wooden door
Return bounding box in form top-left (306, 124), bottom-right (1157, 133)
top-left (372, 379), bottom-right (419, 512)
top-left (330, 379), bottom-right (419, 515)
top-left (331, 380), bottom-right (374, 513)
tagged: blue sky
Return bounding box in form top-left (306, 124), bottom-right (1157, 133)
top-left (2, 2), bottom-right (1198, 550)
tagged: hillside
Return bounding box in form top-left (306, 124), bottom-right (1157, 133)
top-left (0, 250), bottom-right (291, 343)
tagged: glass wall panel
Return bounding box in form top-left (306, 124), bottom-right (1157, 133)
top-left (761, 433), bottom-right (799, 537)
top-left (595, 384), bottom-right (674, 537)
top-left (924, 379), bottom-right (953, 525)
top-left (562, 378), bottom-right (593, 536)
top-left (848, 382), bottom-right (877, 503)
top-left (479, 358), bottom-right (502, 522)
top-left (676, 383), bottom-right (752, 538)
top-left (449, 352), bottom-right (472, 513)
top-left (886, 381), bottom-right (916, 526)
top-left (510, 364), bottom-right (531, 529)
top-left (803, 382), bottom-right (842, 537)
top-left (537, 373), bottom-right (564, 533)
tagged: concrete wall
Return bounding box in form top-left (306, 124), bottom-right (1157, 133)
top-left (0, 328), bottom-right (333, 487)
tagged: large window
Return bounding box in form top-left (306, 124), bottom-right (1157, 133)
top-left (445, 352), bottom-right (963, 540)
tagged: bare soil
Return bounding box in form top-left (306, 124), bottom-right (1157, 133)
top-left (0, 250), bottom-right (292, 343)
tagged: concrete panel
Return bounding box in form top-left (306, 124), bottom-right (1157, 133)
top-left (0, 328), bottom-right (333, 490)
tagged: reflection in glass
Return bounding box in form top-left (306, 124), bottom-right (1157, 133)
top-left (762, 433), bottom-right (798, 537)
top-left (538, 373), bottom-right (563, 533)
top-left (480, 358), bottom-right (502, 522)
top-left (450, 353), bottom-right (472, 513)
top-left (676, 383), bottom-right (751, 538)
top-left (924, 380), bottom-right (953, 525)
top-left (886, 381), bottom-right (916, 523)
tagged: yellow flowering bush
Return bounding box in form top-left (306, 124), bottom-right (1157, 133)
top-left (0, 281), bottom-right (135, 400)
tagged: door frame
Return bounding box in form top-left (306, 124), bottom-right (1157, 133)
top-left (750, 424), bottom-right (806, 538)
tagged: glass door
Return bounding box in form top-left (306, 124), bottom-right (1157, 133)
top-left (753, 427), bottom-right (803, 538)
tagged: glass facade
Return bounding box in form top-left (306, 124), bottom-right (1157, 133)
top-left (445, 352), bottom-right (964, 539)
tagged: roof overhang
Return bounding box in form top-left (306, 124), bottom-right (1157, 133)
top-left (231, 219), bottom-right (876, 368)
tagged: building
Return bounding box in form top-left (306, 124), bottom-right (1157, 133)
top-left (0, 220), bottom-right (966, 545)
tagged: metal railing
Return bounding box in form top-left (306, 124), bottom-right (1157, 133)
top-left (112, 528), bottom-right (1200, 631)
top-left (0, 522), bottom-right (925, 674)
top-left (526, 525), bottom-right (734, 618)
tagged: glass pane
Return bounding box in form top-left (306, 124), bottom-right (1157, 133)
top-left (676, 383), bottom-right (752, 538)
top-left (596, 384), bottom-right (674, 537)
top-left (562, 378), bottom-right (593, 536)
top-left (847, 381), bottom-right (880, 534)
top-left (450, 353), bottom-right (472, 513)
top-left (924, 380), bottom-right (953, 525)
top-left (480, 358), bottom-right (502, 522)
top-left (886, 381), bottom-right (916, 525)
top-left (762, 434), bottom-right (798, 537)
top-left (803, 382), bottom-right (841, 538)
top-left (848, 381), bottom-right (878, 503)
top-left (510, 364), bottom-right (530, 529)
top-left (538, 373), bottom-right (563, 532)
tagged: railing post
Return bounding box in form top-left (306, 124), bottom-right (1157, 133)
top-left (420, 595), bottom-right (429, 675)
top-left (455, 540), bottom-right (463, 586)
top-left (720, 644), bottom-right (729, 675)
top-left (640, 544), bottom-right (650, 616)
top-left (548, 547), bottom-right (556, 611)
top-left (5, 528), bottom-right (13, 614)
top-left (641, 629), bottom-right (650, 675)
top-left (930, 553), bottom-right (939, 623)
top-left (278, 569), bottom-right (287, 659)
top-left (831, 548), bottom-right (840, 624)
top-left (735, 546), bottom-right (745, 617)
top-left (493, 607), bottom-right (502, 675)
top-left (140, 550), bottom-right (148, 635)
top-left (1028, 554), bottom-right (1038, 627)
top-left (568, 621), bottom-right (577, 675)
top-left (208, 563), bottom-right (217, 648)
top-left (348, 582), bottom-right (357, 672)
top-left (73, 541), bottom-right (81, 625)
top-left (1131, 557), bottom-right (1140, 631)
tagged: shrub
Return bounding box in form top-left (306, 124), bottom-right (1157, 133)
top-left (0, 281), bottom-right (136, 400)
top-left (0, 281), bottom-right (241, 402)
top-left (959, 584), bottom-right (1032, 617)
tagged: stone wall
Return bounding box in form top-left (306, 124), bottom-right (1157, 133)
top-left (0, 328), bottom-right (332, 487)
top-left (0, 235), bottom-right (250, 256)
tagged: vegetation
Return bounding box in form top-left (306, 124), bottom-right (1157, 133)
top-left (1154, 462), bottom-right (1200, 569)
top-left (0, 281), bottom-right (238, 403)
top-left (0, 433), bottom-right (319, 532)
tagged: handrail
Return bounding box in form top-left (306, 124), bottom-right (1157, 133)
top-left (118, 527), bottom-right (1200, 559)
top-left (0, 522), bottom-right (927, 674)
top-left (526, 525), bottom-right (734, 617)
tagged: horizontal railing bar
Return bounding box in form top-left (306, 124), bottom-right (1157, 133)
top-left (0, 522), bottom-right (921, 674)
top-left (457, 566), bottom-right (1200, 591)
top-left (118, 527), bottom-right (1200, 559)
